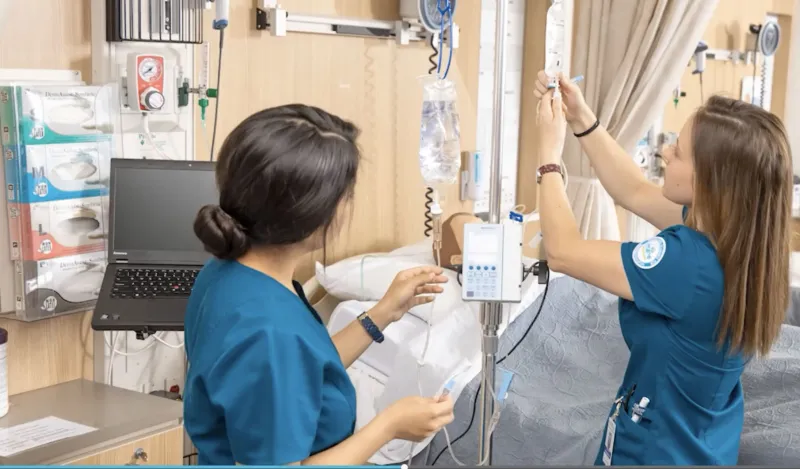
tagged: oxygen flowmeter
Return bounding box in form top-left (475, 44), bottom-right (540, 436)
top-left (127, 53), bottom-right (166, 112)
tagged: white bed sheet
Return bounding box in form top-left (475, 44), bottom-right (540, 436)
top-left (326, 275), bottom-right (552, 464)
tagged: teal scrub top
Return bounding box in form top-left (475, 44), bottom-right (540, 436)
top-left (183, 259), bottom-right (357, 466)
top-left (595, 211), bottom-right (746, 466)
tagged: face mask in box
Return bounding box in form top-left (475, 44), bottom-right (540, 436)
top-left (8, 141), bottom-right (112, 203)
top-left (14, 250), bottom-right (106, 321)
top-left (0, 85), bottom-right (115, 145)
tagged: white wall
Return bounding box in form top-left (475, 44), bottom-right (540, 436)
top-left (786, 0), bottom-right (800, 172)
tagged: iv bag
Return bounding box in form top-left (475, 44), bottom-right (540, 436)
top-left (544, 0), bottom-right (565, 88)
top-left (419, 78), bottom-right (461, 187)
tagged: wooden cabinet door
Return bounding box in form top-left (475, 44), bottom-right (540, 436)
top-left (66, 427), bottom-right (184, 466)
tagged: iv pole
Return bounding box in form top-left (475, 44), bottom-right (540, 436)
top-left (477, 0), bottom-right (509, 465)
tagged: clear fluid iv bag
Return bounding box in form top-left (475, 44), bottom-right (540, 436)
top-left (419, 77), bottom-right (461, 187)
top-left (544, 0), bottom-right (565, 89)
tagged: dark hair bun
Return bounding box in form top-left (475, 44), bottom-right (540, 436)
top-left (193, 205), bottom-right (250, 259)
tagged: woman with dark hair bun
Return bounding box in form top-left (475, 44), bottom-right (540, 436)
top-left (183, 104), bottom-right (454, 466)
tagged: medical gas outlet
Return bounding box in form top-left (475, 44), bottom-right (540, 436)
top-left (127, 53), bottom-right (166, 112)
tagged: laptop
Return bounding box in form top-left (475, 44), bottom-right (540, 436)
top-left (91, 158), bottom-right (217, 333)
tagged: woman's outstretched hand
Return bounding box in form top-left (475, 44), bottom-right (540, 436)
top-left (536, 89), bottom-right (568, 167)
top-left (379, 394), bottom-right (455, 442)
top-left (371, 266), bottom-right (449, 324)
top-left (533, 71), bottom-right (591, 126)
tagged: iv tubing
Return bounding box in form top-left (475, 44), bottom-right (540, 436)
top-left (436, 0), bottom-right (454, 80)
top-left (141, 113), bottom-right (172, 160)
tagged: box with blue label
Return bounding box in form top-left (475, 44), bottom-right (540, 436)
top-left (4, 141), bottom-right (111, 203)
top-left (0, 85), bottom-right (114, 145)
top-left (13, 250), bottom-right (106, 321)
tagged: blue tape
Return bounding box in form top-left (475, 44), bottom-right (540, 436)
top-left (444, 378), bottom-right (456, 392)
top-left (497, 368), bottom-right (515, 404)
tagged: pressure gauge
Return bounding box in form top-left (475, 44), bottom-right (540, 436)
top-left (421, 0), bottom-right (457, 33)
top-left (400, 0), bottom-right (457, 34)
top-left (138, 57), bottom-right (163, 83)
top-left (141, 88), bottom-right (165, 111)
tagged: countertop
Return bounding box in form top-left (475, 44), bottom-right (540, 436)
top-left (0, 379), bottom-right (183, 465)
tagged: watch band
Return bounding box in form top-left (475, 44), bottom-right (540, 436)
top-left (358, 312), bottom-right (385, 343)
top-left (537, 164), bottom-right (565, 184)
top-left (574, 119), bottom-right (600, 138)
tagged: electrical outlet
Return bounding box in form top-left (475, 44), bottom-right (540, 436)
top-left (501, 189), bottom-right (516, 211)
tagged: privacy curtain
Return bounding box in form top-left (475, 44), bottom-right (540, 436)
top-left (564, 0), bottom-right (718, 241)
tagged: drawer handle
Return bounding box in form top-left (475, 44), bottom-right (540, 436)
top-left (126, 448), bottom-right (148, 465)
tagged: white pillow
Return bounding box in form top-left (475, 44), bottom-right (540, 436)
top-left (315, 241), bottom-right (463, 324)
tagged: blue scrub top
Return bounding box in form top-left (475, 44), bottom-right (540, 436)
top-left (183, 259), bottom-right (357, 465)
top-left (595, 211), bottom-right (745, 466)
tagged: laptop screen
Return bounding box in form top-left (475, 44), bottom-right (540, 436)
top-left (109, 159), bottom-right (217, 265)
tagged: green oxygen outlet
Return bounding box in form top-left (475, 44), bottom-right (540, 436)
top-left (198, 88), bottom-right (217, 124)
top-left (199, 97), bottom-right (209, 123)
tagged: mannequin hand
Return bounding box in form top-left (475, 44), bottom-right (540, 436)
top-left (536, 90), bottom-right (567, 166)
top-left (380, 395), bottom-right (455, 442)
top-left (533, 71), bottom-right (595, 129)
top-left (371, 266), bottom-right (448, 324)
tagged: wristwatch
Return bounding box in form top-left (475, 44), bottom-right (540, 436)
top-left (357, 312), bottom-right (385, 343)
top-left (536, 164), bottom-right (565, 184)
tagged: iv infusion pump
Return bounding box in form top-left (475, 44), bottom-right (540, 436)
top-left (461, 223), bottom-right (523, 303)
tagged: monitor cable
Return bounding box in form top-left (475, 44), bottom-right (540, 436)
top-left (431, 262), bottom-right (550, 466)
top-left (209, 29), bottom-right (224, 162)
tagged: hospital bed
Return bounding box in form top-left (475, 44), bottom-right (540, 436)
top-left (305, 243), bottom-right (800, 466)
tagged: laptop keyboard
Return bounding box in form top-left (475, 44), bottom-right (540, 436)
top-left (111, 267), bottom-right (200, 299)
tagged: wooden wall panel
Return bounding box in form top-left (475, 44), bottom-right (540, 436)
top-left (663, 0), bottom-right (795, 132)
top-left (196, 0), bottom-right (481, 281)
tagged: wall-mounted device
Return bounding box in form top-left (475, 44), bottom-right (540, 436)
top-left (127, 53), bottom-right (166, 112)
top-left (692, 41), bottom-right (709, 75)
top-left (254, 0), bottom-right (458, 48)
top-left (400, 0), bottom-right (459, 35)
top-left (460, 151), bottom-right (486, 202)
top-left (747, 21), bottom-right (781, 58)
top-left (106, 0), bottom-right (204, 44)
top-left (694, 19), bottom-right (781, 67)
top-left (461, 223), bottom-right (522, 303)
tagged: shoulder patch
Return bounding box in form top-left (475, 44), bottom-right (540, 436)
top-left (632, 236), bottom-right (667, 270)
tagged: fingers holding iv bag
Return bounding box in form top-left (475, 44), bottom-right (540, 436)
top-left (544, 0), bottom-right (565, 95)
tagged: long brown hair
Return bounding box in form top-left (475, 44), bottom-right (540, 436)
top-left (685, 95), bottom-right (793, 357)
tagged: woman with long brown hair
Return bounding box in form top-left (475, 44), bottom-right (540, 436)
top-left (532, 71), bottom-right (792, 465)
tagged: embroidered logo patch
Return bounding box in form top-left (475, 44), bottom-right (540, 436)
top-left (632, 236), bottom-right (666, 270)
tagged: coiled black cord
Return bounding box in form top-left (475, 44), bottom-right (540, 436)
top-left (423, 35), bottom-right (440, 238)
top-left (428, 34), bottom-right (439, 74)
top-left (424, 187), bottom-right (435, 237)
top-left (431, 263), bottom-right (551, 466)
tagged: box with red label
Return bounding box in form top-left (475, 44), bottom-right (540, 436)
top-left (8, 196), bottom-right (108, 261)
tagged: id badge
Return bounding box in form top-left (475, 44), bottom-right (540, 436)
top-left (602, 416), bottom-right (616, 466)
top-left (602, 400), bottom-right (621, 466)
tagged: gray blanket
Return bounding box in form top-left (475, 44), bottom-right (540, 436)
top-left (426, 276), bottom-right (800, 466)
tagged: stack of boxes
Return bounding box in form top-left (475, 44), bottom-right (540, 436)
top-left (1, 85), bottom-right (114, 321)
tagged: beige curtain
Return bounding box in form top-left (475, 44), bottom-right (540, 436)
top-left (565, 0), bottom-right (718, 240)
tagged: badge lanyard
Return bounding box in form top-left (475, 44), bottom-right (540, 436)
top-left (602, 396), bottom-right (623, 466)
